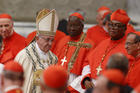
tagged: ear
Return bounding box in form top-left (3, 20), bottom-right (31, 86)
top-left (35, 35), bottom-right (39, 41)
top-left (123, 25), bottom-right (127, 32)
top-left (10, 20), bottom-right (14, 27)
top-left (124, 26), bottom-right (127, 31)
top-left (1, 75), bottom-right (4, 88)
top-left (137, 42), bottom-right (140, 49)
top-left (19, 80), bottom-right (24, 87)
top-left (12, 21), bottom-right (14, 26)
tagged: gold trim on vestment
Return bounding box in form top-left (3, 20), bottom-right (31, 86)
top-left (33, 69), bottom-right (44, 86)
top-left (67, 33), bottom-right (92, 71)
top-left (37, 31), bottom-right (56, 36)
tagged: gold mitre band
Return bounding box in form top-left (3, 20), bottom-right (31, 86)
top-left (37, 30), bottom-right (56, 36)
top-left (36, 9), bottom-right (51, 22)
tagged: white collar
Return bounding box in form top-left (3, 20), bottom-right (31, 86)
top-left (35, 42), bottom-right (49, 60)
top-left (0, 63), bottom-right (4, 74)
top-left (4, 85), bottom-right (21, 93)
top-left (35, 42), bottom-right (48, 55)
top-left (103, 26), bottom-right (108, 33)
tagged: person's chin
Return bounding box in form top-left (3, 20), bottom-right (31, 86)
top-left (70, 34), bottom-right (77, 37)
top-left (110, 35), bottom-right (117, 39)
top-left (44, 50), bottom-right (49, 53)
top-left (2, 36), bottom-right (7, 39)
top-left (127, 51), bottom-right (131, 55)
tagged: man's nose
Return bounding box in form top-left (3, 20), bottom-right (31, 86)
top-left (125, 44), bottom-right (128, 49)
top-left (48, 41), bottom-right (53, 45)
top-left (2, 26), bottom-right (6, 32)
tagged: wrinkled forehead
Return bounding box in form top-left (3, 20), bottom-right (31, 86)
top-left (0, 18), bottom-right (12, 24)
top-left (126, 33), bottom-right (136, 41)
top-left (69, 16), bottom-right (81, 22)
top-left (111, 20), bottom-right (122, 24)
top-left (39, 34), bottom-right (54, 38)
top-left (98, 10), bottom-right (109, 17)
top-left (68, 16), bottom-right (83, 25)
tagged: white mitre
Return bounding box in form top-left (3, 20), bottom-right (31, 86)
top-left (36, 9), bottom-right (59, 36)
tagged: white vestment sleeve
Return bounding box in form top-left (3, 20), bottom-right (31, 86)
top-left (81, 65), bottom-right (91, 76)
top-left (0, 63), bottom-right (4, 93)
top-left (69, 65), bottom-right (91, 93)
top-left (15, 49), bottom-right (33, 93)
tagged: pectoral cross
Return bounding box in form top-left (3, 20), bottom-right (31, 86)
top-left (96, 65), bottom-right (102, 76)
top-left (61, 56), bottom-right (67, 66)
top-left (67, 33), bottom-right (92, 71)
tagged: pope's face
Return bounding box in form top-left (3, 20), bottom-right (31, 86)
top-left (67, 16), bottom-right (83, 37)
top-left (0, 19), bottom-right (13, 39)
top-left (36, 35), bottom-right (54, 53)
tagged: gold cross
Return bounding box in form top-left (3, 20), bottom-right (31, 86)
top-left (68, 41), bottom-right (92, 48)
top-left (67, 33), bottom-right (92, 71)
top-left (96, 65), bottom-right (102, 76)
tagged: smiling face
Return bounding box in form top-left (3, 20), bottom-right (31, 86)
top-left (67, 16), bottom-right (83, 37)
top-left (36, 34), bottom-right (54, 53)
top-left (108, 20), bottom-right (126, 40)
top-left (0, 18), bottom-right (13, 39)
top-left (125, 34), bottom-right (140, 57)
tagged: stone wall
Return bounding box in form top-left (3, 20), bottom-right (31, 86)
top-left (0, 0), bottom-right (127, 23)
top-left (127, 0), bottom-right (140, 23)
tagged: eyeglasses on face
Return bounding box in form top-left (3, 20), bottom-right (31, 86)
top-left (108, 22), bottom-right (126, 28)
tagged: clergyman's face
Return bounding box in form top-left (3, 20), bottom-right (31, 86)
top-left (0, 19), bottom-right (13, 39)
top-left (96, 11), bottom-right (104, 26)
top-left (108, 20), bottom-right (126, 40)
top-left (96, 10), bottom-right (109, 26)
top-left (36, 35), bottom-right (54, 53)
top-left (125, 34), bottom-right (139, 56)
top-left (67, 16), bottom-right (83, 37)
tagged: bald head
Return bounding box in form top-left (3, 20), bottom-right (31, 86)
top-left (106, 53), bottom-right (128, 75)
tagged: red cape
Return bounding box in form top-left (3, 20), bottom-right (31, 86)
top-left (0, 32), bottom-right (26, 64)
top-left (85, 35), bottom-right (128, 79)
top-left (54, 34), bottom-right (95, 75)
top-left (125, 56), bottom-right (140, 88)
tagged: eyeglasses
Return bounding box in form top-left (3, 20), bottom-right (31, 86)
top-left (67, 24), bottom-right (81, 29)
top-left (39, 36), bottom-right (54, 42)
top-left (108, 22), bottom-right (126, 28)
top-left (125, 42), bottom-right (137, 46)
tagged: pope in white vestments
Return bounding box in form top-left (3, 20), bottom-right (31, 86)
top-left (15, 9), bottom-right (59, 93)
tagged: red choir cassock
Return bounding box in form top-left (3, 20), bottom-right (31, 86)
top-left (0, 31), bottom-right (26, 64)
top-left (0, 14), bottom-right (26, 64)
top-left (81, 9), bottom-right (131, 89)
